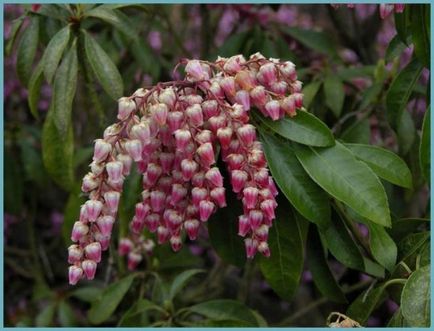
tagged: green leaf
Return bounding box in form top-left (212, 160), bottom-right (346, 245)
top-left (368, 223), bottom-right (397, 272)
top-left (42, 25), bottom-right (71, 83)
top-left (259, 130), bottom-right (330, 228)
top-left (346, 285), bottom-right (388, 325)
top-left (208, 187), bottom-right (246, 267)
top-left (301, 81), bottom-right (322, 109)
top-left (62, 185), bottom-right (86, 244)
top-left (388, 308), bottom-right (409, 327)
top-left (37, 5), bottom-right (71, 22)
top-left (358, 82), bottom-right (383, 111)
top-left (155, 245), bottom-right (201, 270)
top-left (398, 231), bottom-right (430, 262)
top-left (259, 201), bottom-right (304, 301)
top-left (83, 30), bottom-right (124, 100)
top-left (130, 38), bottom-right (160, 80)
top-left (253, 110), bottom-right (334, 147)
top-left (88, 274), bottom-right (137, 324)
top-left (216, 31), bottom-right (249, 58)
top-left (70, 286), bottom-right (103, 303)
top-left (410, 5), bottom-right (430, 68)
top-left (294, 142), bottom-right (391, 227)
top-left (389, 218), bottom-right (429, 242)
top-left (35, 302), bottom-right (56, 327)
top-left (85, 7), bottom-right (137, 40)
top-left (118, 166), bottom-right (142, 236)
top-left (419, 106), bottom-right (430, 181)
top-left (16, 16), bottom-right (39, 87)
top-left (386, 59), bottom-right (423, 130)
top-left (344, 143), bottom-right (412, 188)
top-left (168, 269), bottom-right (205, 300)
top-left (5, 15), bottom-right (25, 56)
top-left (42, 108), bottom-right (74, 191)
top-left (397, 110), bottom-right (416, 155)
top-left (27, 61), bottom-right (43, 119)
top-left (337, 65), bottom-right (375, 81)
top-left (283, 27), bottom-right (338, 58)
top-left (340, 118), bottom-right (370, 144)
top-left (324, 75), bottom-right (345, 117)
top-left (385, 35), bottom-right (410, 63)
top-left (394, 9), bottom-right (411, 45)
top-left (5, 149), bottom-right (24, 215)
top-left (306, 226), bottom-right (347, 303)
top-left (118, 299), bottom-right (163, 326)
top-left (57, 300), bottom-right (77, 327)
top-left (52, 42), bottom-right (78, 136)
top-left (188, 300), bottom-right (259, 326)
top-left (401, 265), bottom-right (430, 327)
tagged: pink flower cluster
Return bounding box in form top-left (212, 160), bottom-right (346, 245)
top-left (332, 3), bottom-right (405, 19)
top-left (68, 52), bottom-right (303, 285)
top-left (118, 235), bottom-right (155, 270)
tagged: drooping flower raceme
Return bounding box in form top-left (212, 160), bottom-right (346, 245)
top-left (68, 53), bottom-right (303, 285)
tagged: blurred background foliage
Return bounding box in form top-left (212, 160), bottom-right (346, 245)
top-left (4, 4), bottom-right (430, 327)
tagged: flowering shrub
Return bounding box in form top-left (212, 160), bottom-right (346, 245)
top-left (4, 3), bottom-right (430, 327)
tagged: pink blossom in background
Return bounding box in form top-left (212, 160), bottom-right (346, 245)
top-left (148, 31), bottom-right (162, 52)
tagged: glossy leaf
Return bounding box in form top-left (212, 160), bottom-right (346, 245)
top-left (42, 25), bottom-right (71, 83)
top-left (394, 9), bottom-right (411, 45)
top-left (83, 30), bottom-right (124, 100)
top-left (397, 110), bottom-right (416, 155)
top-left (188, 300), bottom-right (260, 326)
top-left (419, 106), bottom-right (430, 181)
top-left (398, 232), bottom-right (430, 261)
top-left (401, 265), bottom-right (430, 327)
top-left (294, 142), bottom-right (391, 227)
top-left (168, 269), bottom-right (205, 300)
top-left (410, 5), bottom-right (430, 68)
top-left (345, 143), bottom-right (412, 188)
top-left (340, 118), bottom-right (370, 144)
top-left (118, 299), bottom-right (163, 326)
top-left (324, 75), bottom-right (345, 117)
top-left (346, 286), bottom-right (388, 325)
top-left (388, 308), bottom-right (409, 327)
top-left (88, 274), bottom-right (137, 324)
top-left (306, 227), bottom-right (347, 303)
top-left (368, 222), bottom-right (397, 272)
top-left (16, 15), bottom-right (39, 87)
top-left (254, 110), bottom-right (334, 147)
top-left (358, 82), bottom-right (382, 111)
top-left (85, 7), bottom-right (137, 39)
top-left (386, 59), bottom-right (423, 130)
top-left (259, 201), bottom-right (304, 301)
top-left (5, 15), bottom-right (25, 56)
top-left (52, 42), bottom-right (78, 136)
top-left (302, 81), bottom-right (322, 109)
top-left (385, 35), bottom-right (410, 63)
top-left (283, 27), bottom-right (338, 58)
top-left (70, 286), bottom-right (103, 303)
top-left (27, 61), bottom-right (44, 119)
top-left (260, 131), bottom-right (330, 228)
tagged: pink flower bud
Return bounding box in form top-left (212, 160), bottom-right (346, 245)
top-left (186, 104), bottom-right (204, 127)
top-left (157, 226), bottom-right (170, 244)
top-left (293, 93), bottom-right (303, 108)
top-left (260, 199), bottom-right (277, 221)
top-left (117, 154), bottom-right (133, 176)
top-left (209, 81), bottom-right (225, 98)
top-left (195, 130), bottom-right (213, 144)
top-left (150, 190), bottom-right (165, 212)
top-left (170, 235), bottom-right (183, 252)
top-left (255, 241), bottom-right (270, 258)
top-left (243, 187), bottom-right (259, 209)
top-left (223, 55), bottom-right (245, 74)
top-left (231, 170), bottom-right (248, 193)
top-left (202, 100), bottom-right (219, 119)
top-left (217, 127), bottom-right (233, 149)
top-left (235, 90), bottom-right (251, 111)
top-left (125, 139), bottom-right (143, 162)
top-left (145, 213), bottom-right (160, 232)
top-left (131, 216), bottom-right (145, 234)
top-left (245, 238), bottom-right (258, 259)
top-left (135, 202), bottom-right (150, 221)
top-left (85, 242), bottom-right (102, 263)
top-left (97, 215), bottom-right (115, 236)
top-left (68, 245), bottom-right (83, 264)
top-left (106, 161), bottom-right (123, 182)
top-left (238, 215), bottom-right (250, 237)
top-left (192, 171), bottom-right (205, 187)
top-left (379, 4), bottom-right (394, 19)
top-left (265, 100), bottom-right (281, 120)
top-left (184, 219), bottom-right (200, 240)
top-left (281, 95), bottom-right (296, 117)
top-left (249, 210), bottom-right (263, 230)
top-left (258, 63), bottom-right (277, 85)
top-left (394, 4), bottom-right (405, 13)
top-left (158, 87), bottom-right (176, 108)
top-left (199, 200), bottom-right (215, 222)
top-left (167, 111), bottom-right (184, 132)
top-left (181, 159), bottom-right (199, 181)
top-left (230, 104), bottom-right (249, 122)
top-left (93, 139), bottom-right (112, 162)
top-left (225, 153), bottom-right (244, 170)
top-left (68, 265), bottom-right (83, 285)
top-left (159, 152), bottom-right (175, 174)
top-left (250, 86), bottom-right (267, 106)
top-left (117, 97), bottom-right (136, 120)
top-left (71, 221), bottom-right (89, 242)
top-left (174, 129), bottom-right (192, 150)
top-left (171, 184), bottom-right (188, 204)
top-left (220, 76), bottom-right (236, 97)
top-left (104, 191), bottom-right (120, 213)
top-left (143, 239), bottom-right (155, 254)
top-left (131, 123), bottom-right (151, 144)
top-left (146, 163), bottom-right (163, 186)
top-left (208, 115), bottom-right (227, 133)
top-left (85, 200), bottom-right (103, 222)
top-left (90, 161), bottom-right (105, 176)
top-left (292, 80), bottom-right (303, 93)
top-left (197, 142), bottom-right (215, 167)
top-left (82, 173), bottom-right (99, 192)
top-left (253, 168), bottom-right (269, 187)
top-left (270, 81), bottom-right (288, 95)
top-left (128, 252), bottom-right (142, 270)
top-left (119, 238), bottom-right (133, 256)
top-left (237, 124), bottom-right (256, 146)
top-left (205, 167), bottom-right (224, 187)
top-left (150, 103), bottom-right (169, 126)
top-left (255, 224), bottom-right (269, 242)
top-left (192, 187), bottom-right (209, 206)
top-left (186, 60), bottom-right (208, 81)
top-left (79, 205), bottom-right (88, 222)
top-left (210, 187), bottom-right (226, 207)
top-left (235, 70), bottom-right (257, 91)
top-left (279, 61), bottom-right (296, 80)
top-left (82, 259), bottom-right (97, 280)
top-left (268, 177), bottom-right (279, 196)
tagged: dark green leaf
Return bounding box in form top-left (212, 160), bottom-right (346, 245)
top-left (37, 4), bottom-right (71, 21)
top-left (5, 15), bottom-right (25, 56)
top-left (385, 35), bottom-right (411, 63)
top-left (259, 201), bottom-right (304, 301)
top-left (57, 300), bottom-right (77, 327)
top-left (283, 27), bottom-right (338, 58)
top-left (215, 31), bottom-right (249, 58)
top-left (368, 222), bottom-right (397, 272)
top-left (62, 185), bottom-right (86, 244)
top-left (419, 106), bottom-right (430, 181)
top-left (254, 110), bottom-right (334, 147)
top-left (394, 9), bottom-right (411, 45)
top-left (398, 232), bottom-right (430, 262)
top-left (27, 60), bottom-right (43, 119)
top-left (168, 269), bottom-right (205, 300)
top-left (85, 7), bottom-right (137, 40)
top-left (306, 227), bottom-right (347, 303)
top-left (302, 81), bottom-right (322, 109)
top-left (397, 110), bottom-right (416, 155)
top-left (337, 65), bottom-right (376, 81)
top-left (388, 308), bottom-right (409, 327)
top-left (42, 25), bottom-right (71, 83)
top-left (130, 38), bottom-right (160, 80)
top-left (5, 149), bottom-right (24, 215)
top-left (358, 82), bottom-right (383, 111)
top-left (389, 218), bottom-right (429, 242)
top-left (83, 30), bottom-right (124, 100)
top-left (52, 42), bottom-right (78, 136)
top-left (88, 274), bottom-right (137, 324)
top-left (70, 286), bottom-right (103, 303)
top-left (345, 143), bottom-right (412, 188)
top-left (346, 286), bottom-right (388, 325)
top-left (294, 142), bottom-right (391, 227)
top-left (18, 137), bottom-right (47, 187)
top-left (410, 5), bottom-right (430, 68)
top-left (259, 130), bottom-right (330, 228)
top-left (340, 118), bottom-right (370, 144)
top-left (386, 59), bottom-right (423, 130)
top-left (35, 302), bottom-right (56, 327)
top-left (188, 300), bottom-right (259, 326)
top-left (16, 16), bottom-right (39, 87)
top-left (155, 245), bottom-right (202, 270)
top-left (401, 265), bottom-right (430, 327)
top-left (118, 299), bottom-right (163, 326)
top-left (324, 75), bottom-right (345, 117)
